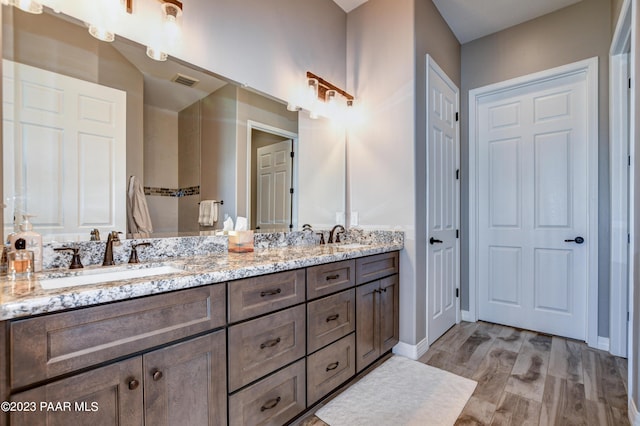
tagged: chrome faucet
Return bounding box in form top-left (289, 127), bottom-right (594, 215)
top-left (328, 225), bottom-right (345, 244)
top-left (102, 231), bottom-right (122, 266)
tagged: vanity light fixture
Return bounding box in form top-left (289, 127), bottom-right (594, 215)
top-left (3, 0), bottom-right (43, 14)
top-left (146, 0), bottom-right (183, 61)
top-left (301, 72), bottom-right (354, 120)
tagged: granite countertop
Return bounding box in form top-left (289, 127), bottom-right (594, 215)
top-left (0, 239), bottom-right (403, 321)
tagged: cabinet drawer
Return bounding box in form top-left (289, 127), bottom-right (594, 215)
top-left (307, 333), bottom-right (355, 406)
top-left (307, 289), bottom-right (355, 353)
top-left (228, 269), bottom-right (305, 323)
top-left (10, 284), bottom-right (225, 389)
top-left (307, 259), bottom-right (355, 299)
top-left (229, 359), bottom-right (306, 426)
top-left (228, 305), bottom-right (306, 392)
top-left (356, 252), bottom-right (399, 285)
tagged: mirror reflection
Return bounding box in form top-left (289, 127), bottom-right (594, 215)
top-left (2, 6), bottom-right (345, 243)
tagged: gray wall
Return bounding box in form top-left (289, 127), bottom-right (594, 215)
top-left (460, 0), bottom-right (612, 337)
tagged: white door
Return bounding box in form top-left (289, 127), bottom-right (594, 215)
top-left (256, 139), bottom-right (292, 230)
top-left (477, 72), bottom-right (589, 340)
top-left (3, 60), bottom-right (126, 240)
top-left (426, 56), bottom-right (460, 345)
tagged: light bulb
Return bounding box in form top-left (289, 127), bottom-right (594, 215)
top-left (146, 46), bottom-right (168, 62)
top-left (12, 0), bottom-right (42, 13)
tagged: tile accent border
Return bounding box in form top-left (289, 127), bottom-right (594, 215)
top-left (144, 185), bottom-right (200, 197)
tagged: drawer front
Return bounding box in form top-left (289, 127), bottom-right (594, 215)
top-left (228, 305), bottom-right (306, 392)
top-left (356, 251), bottom-right (399, 285)
top-left (228, 269), bottom-right (305, 323)
top-left (307, 289), bottom-right (355, 353)
top-left (10, 284), bottom-right (225, 389)
top-left (307, 333), bottom-right (356, 405)
top-left (307, 259), bottom-right (355, 300)
top-left (229, 359), bottom-right (306, 426)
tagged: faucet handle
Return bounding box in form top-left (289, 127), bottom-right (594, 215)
top-left (54, 247), bottom-right (84, 269)
top-left (90, 229), bottom-right (101, 241)
top-left (316, 232), bottom-right (326, 245)
top-left (129, 242), bottom-right (151, 264)
top-left (109, 231), bottom-right (123, 245)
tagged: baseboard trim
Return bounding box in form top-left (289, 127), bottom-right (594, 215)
top-left (630, 397), bottom-right (640, 426)
top-left (461, 310), bottom-right (475, 322)
top-left (392, 338), bottom-right (429, 360)
top-left (597, 336), bottom-right (610, 351)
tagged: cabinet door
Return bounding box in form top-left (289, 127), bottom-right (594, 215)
top-left (10, 357), bottom-right (142, 426)
top-left (144, 330), bottom-right (227, 426)
top-left (379, 275), bottom-right (400, 353)
top-left (355, 280), bottom-right (380, 373)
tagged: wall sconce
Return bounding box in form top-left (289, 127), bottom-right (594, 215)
top-left (2, 0), bottom-right (43, 14)
top-left (146, 0), bottom-right (183, 61)
top-left (294, 72), bottom-right (354, 120)
top-left (85, 0), bottom-right (129, 43)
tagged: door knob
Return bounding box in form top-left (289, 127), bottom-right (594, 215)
top-left (429, 237), bottom-right (443, 245)
top-left (564, 236), bottom-right (585, 244)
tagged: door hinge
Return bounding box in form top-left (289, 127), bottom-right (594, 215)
top-left (456, 169), bottom-right (460, 180)
top-left (290, 151), bottom-right (295, 158)
top-left (629, 78), bottom-right (632, 89)
top-left (455, 112), bottom-right (459, 122)
top-left (456, 288), bottom-right (459, 298)
top-left (456, 229), bottom-right (459, 239)
top-left (629, 155), bottom-right (632, 166)
top-left (290, 188), bottom-right (294, 194)
top-left (629, 233), bottom-right (631, 244)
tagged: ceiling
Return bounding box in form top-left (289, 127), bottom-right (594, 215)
top-left (332, 0), bottom-right (583, 43)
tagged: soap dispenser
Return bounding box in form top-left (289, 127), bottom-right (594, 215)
top-left (9, 215), bottom-right (43, 272)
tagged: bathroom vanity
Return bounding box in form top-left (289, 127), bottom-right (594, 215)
top-left (0, 232), bottom-right (402, 426)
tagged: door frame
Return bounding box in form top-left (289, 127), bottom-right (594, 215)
top-left (245, 120), bottom-right (298, 230)
top-left (610, 0), bottom-right (632, 358)
top-left (468, 57), bottom-right (599, 348)
top-left (425, 54), bottom-right (461, 342)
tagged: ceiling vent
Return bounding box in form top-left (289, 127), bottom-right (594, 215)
top-left (171, 73), bottom-right (199, 88)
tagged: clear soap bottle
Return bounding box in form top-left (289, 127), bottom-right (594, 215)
top-left (8, 238), bottom-right (34, 280)
top-left (9, 215), bottom-right (42, 272)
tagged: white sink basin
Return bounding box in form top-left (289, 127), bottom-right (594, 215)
top-left (332, 243), bottom-right (368, 250)
top-left (39, 265), bottom-right (184, 290)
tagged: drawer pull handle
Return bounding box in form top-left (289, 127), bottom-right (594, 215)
top-left (260, 396), bottom-right (281, 412)
top-left (128, 379), bottom-right (140, 390)
top-left (260, 337), bottom-right (281, 349)
top-left (152, 370), bottom-right (163, 381)
top-left (326, 274), bottom-right (340, 281)
top-left (326, 314), bottom-right (340, 322)
top-left (326, 361), bottom-right (340, 372)
top-left (261, 288), bottom-right (282, 297)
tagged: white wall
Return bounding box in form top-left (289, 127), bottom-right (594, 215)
top-left (347, 0), bottom-right (417, 345)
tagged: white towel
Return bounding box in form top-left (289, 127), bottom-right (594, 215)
top-left (198, 200), bottom-right (218, 226)
top-left (127, 176), bottom-right (153, 235)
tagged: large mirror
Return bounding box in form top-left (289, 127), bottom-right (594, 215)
top-left (1, 6), bottom-right (346, 242)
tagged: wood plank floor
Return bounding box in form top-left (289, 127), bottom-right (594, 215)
top-left (297, 321), bottom-right (629, 426)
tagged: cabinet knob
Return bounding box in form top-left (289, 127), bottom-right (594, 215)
top-left (128, 379), bottom-right (139, 390)
top-left (152, 370), bottom-right (163, 381)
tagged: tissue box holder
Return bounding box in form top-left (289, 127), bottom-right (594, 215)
top-left (228, 230), bottom-right (254, 253)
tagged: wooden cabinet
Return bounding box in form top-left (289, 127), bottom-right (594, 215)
top-left (307, 289), bottom-right (355, 353)
top-left (228, 305), bottom-right (306, 392)
top-left (306, 259), bottom-right (355, 300)
top-left (355, 260), bottom-right (399, 372)
top-left (307, 333), bottom-right (356, 405)
top-left (10, 285), bottom-right (225, 389)
top-left (228, 270), bottom-right (305, 323)
top-left (10, 357), bottom-right (143, 426)
top-left (3, 250), bottom-right (400, 426)
top-left (228, 359), bottom-right (306, 426)
top-left (143, 331), bottom-right (227, 426)
top-left (9, 330), bottom-right (227, 426)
